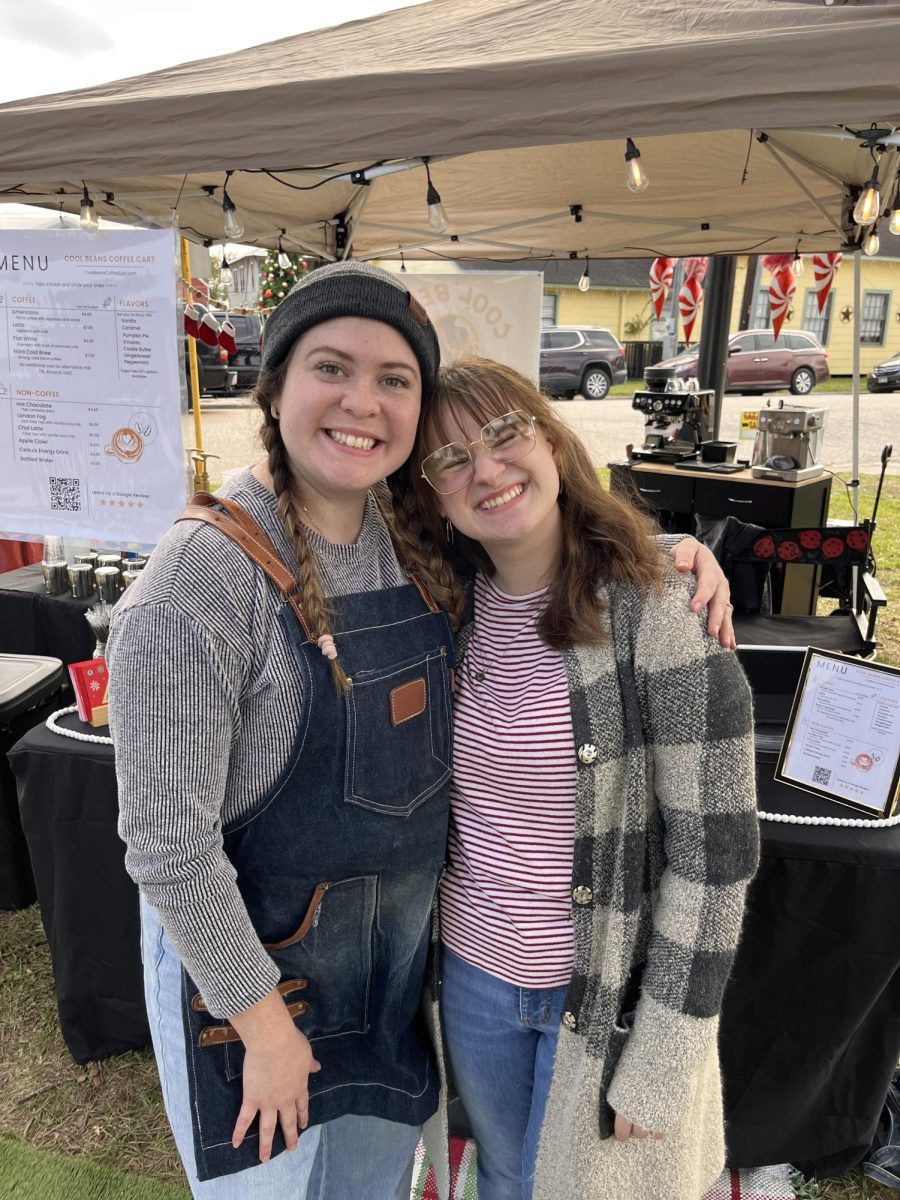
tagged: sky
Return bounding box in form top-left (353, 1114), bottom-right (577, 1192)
top-left (0, 0), bottom-right (423, 104)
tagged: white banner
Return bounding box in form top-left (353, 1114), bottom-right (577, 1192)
top-left (401, 271), bottom-right (542, 382)
top-left (0, 228), bottom-right (183, 544)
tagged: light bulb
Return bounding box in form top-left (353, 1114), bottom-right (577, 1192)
top-left (221, 268), bottom-right (234, 287)
top-left (426, 181), bottom-right (449, 233)
top-left (578, 266), bottom-right (591, 292)
top-left (168, 207), bottom-right (180, 229)
top-left (792, 254), bottom-right (804, 277)
top-left (277, 251), bottom-right (291, 269)
top-left (889, 209), bottom-right (900, 236)
top-left (222, 191), bottom-right (244, 240)
top-left (79, 187), bottom-right (98, 231)
top-left (624, 138), bottom-right (649, 193)
top-left (853, 179), bottom-right (880, 226)
top-left (863, 229), bottom-right (880, 256)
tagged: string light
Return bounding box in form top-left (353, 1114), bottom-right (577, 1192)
top-left (863, 229), bottom-right (880, 256)
top-left (220, 252), bottom-right (234, 288)
top-left (424, 159), bottom-right (450, 234)
top-left (277, 230), bottom-right (291, 270)
top-left (889, 209), bottom-right (900, 236)
top-left (79, 184), bottom-right (98, 231)
top-left (624, 138), bottom-right (649, 193)
top-left (853, 166), bottom-right (881, 227)
top-left (222, 179), bottom-right (244, 240)
top-left (792, 248), bottom-right (804, 277)
top-left (400, 251), bottom-right (407, 273)
top-left (578, 257), bottom-right (591, 292)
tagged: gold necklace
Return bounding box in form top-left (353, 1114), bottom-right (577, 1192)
top-left (468, 608), bottom-right (539, 683)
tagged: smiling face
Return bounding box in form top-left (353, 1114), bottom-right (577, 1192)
top-left (275, 316), bottom-right (422, 504)
top-left (428, 402), bottom-right (563, 566)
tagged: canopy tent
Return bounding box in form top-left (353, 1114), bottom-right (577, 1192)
top-left (1, 0), bottom-right (899, 262)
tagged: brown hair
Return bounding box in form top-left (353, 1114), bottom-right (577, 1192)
top-left (406, 357), bottom-right (665, 651)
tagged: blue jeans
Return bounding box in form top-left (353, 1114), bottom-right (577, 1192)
top-left (440, 947), bottom-right (568, 1200)
top-left (141, 899), bottom-right (420, 1199)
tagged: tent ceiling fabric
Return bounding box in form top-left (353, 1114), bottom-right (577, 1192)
top-left (1, 0), bottom-right (899, 259)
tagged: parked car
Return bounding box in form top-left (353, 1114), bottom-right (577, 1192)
top-left (646, 329), bottom-right (829, 396)
top-left (184, 308), bottom-right (262, 396)
top-left (539, 326), bottom-right (627, 400)
top-left (867, 351), bottom-right (900, 392)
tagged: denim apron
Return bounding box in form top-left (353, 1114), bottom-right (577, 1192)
top-left (175, 496), bottom-right (454, 1182)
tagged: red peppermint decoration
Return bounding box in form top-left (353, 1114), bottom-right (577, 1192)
top-left (778, 540), bottom-right (802, 561)
top-left (683, 256), bottom-right (708, 285)
top-left (679, 275), bottom-right (704, 344)
top-left (753, 535), bottom-right (775, 559)
top-left (846, 528), bottom-right (869, 552)
top-left (799, 530), bottom-right (822, 550)
top-left (812, 252), bottom-right (842, 315)
top-left (822, 536), bottom-right (845, 559)
top-left (769, 266), bottom-right (797, 340)
top-left (649, 257), bottom-right (676, 320)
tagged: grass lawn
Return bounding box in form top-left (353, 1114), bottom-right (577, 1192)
top-left (0, 478), bottom-right (897, 1198)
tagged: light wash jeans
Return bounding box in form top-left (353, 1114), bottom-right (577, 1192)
top-left (440, 946), bottom-right (567, 1200)
top-left (140, 899), bottom-right (420, 1199)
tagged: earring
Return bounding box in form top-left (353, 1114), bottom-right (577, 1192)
top-left (444, 518), bottom-right (454, 545)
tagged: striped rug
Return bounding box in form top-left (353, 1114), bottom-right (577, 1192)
top-left (410, 1139), bottom-right (795, 1199)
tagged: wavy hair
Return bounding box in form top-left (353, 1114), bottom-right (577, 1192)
top-left (402, 357), bottom-right (665, 650)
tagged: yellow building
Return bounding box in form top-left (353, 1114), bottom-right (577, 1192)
top-left (472, 237), bottom-right (900, 377)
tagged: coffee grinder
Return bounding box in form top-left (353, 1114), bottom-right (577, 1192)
top-left (751, 405), bottom-right (826, 481)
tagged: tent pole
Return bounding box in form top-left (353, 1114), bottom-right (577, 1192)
top-left (851, 247), bottom-right (861, 522)
top-left (697, 256), bottom-right (737, 440)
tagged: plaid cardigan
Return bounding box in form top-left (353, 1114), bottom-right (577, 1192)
top-left (444, 564), bottom-right (758, 1200)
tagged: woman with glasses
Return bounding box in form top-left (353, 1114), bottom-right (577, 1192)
top-left (400, 357), bottom-right (758, 1200)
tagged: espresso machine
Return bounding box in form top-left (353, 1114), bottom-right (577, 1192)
top-left (630, 384), bottom-right (712, 463)
top-left (751, 405), bottom-right (826, 481)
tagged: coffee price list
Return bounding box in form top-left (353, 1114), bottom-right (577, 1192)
top-left (0, 228), bottom-right (184, 543)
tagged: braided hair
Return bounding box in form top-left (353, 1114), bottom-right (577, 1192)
top-left (255, 363), bottom-right (352, 692)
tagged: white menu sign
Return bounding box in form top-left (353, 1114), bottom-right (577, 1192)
top-left (779, 651), bottom-right (900, 815)
top-left (0, 228), bottom-right (184, 543)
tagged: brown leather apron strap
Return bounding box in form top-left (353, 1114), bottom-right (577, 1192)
top-left (176, 501), bottom-right (314, 642)
top-left (190, 492), bottom-right (271, 542)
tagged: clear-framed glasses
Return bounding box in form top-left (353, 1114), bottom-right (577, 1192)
top-left (420, 410), bottom-right (537, 495)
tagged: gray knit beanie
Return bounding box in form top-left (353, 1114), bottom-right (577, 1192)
top-left (260, 261), bottom-right (440, 398)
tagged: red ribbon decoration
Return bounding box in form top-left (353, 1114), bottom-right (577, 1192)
top-left (812, 252), bottom-right (842, 314)
top-left (649, 257), bottom-right (676, 320)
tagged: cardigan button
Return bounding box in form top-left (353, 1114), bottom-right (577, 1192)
top-left (572, 885), bottom-right (593, 906)
top-left (562, 1010), bottom-right (578, 1032)
top-left (577, 743), bottom-right (598, 764)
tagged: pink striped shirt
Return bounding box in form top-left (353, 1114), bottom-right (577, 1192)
top-left (441, 573), bottom-right (577, 988)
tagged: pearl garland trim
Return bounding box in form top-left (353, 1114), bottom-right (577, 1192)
top-left (43, 706), bottom-right (898, 829)
top-left (759, 808), bottom-right (900, 828)
top-left (46, 705), bottom-right (113, 745)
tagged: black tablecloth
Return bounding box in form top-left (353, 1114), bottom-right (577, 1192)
top-left (7, 710), bottom-right (149, 1063)
top-left (6, 714), bottom-right (900, 1173)
top-left (721, 757), bottom-right (900, 1175)
top-left (0, 565), bottom-right (96, 666)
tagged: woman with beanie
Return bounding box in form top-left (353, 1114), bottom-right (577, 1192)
top-left (107, 263), bottom-right (734, 1199)
top-left (406, 357), bottom-right (759, 1200)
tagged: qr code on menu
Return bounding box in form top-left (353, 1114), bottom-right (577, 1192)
top-left (49, 476), bottom-right (81, 512)
top-left (813, 765), bottom-right (832, 786)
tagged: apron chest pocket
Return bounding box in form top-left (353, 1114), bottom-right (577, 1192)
top-left (344, 647), bottom-right (451, 816)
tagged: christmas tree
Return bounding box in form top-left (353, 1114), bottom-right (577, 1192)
top-left (258, 251), bottom-right (309, 311)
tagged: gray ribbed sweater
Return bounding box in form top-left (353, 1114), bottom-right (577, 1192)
top-left (106, 469), bottom-right (407, 1017)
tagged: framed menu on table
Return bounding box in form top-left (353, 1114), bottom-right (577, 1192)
top-left (775, 648), bottom-right (900, 818)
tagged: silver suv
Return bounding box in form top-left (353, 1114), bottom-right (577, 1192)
top-left (539, 327), bottom-right (628, 400)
